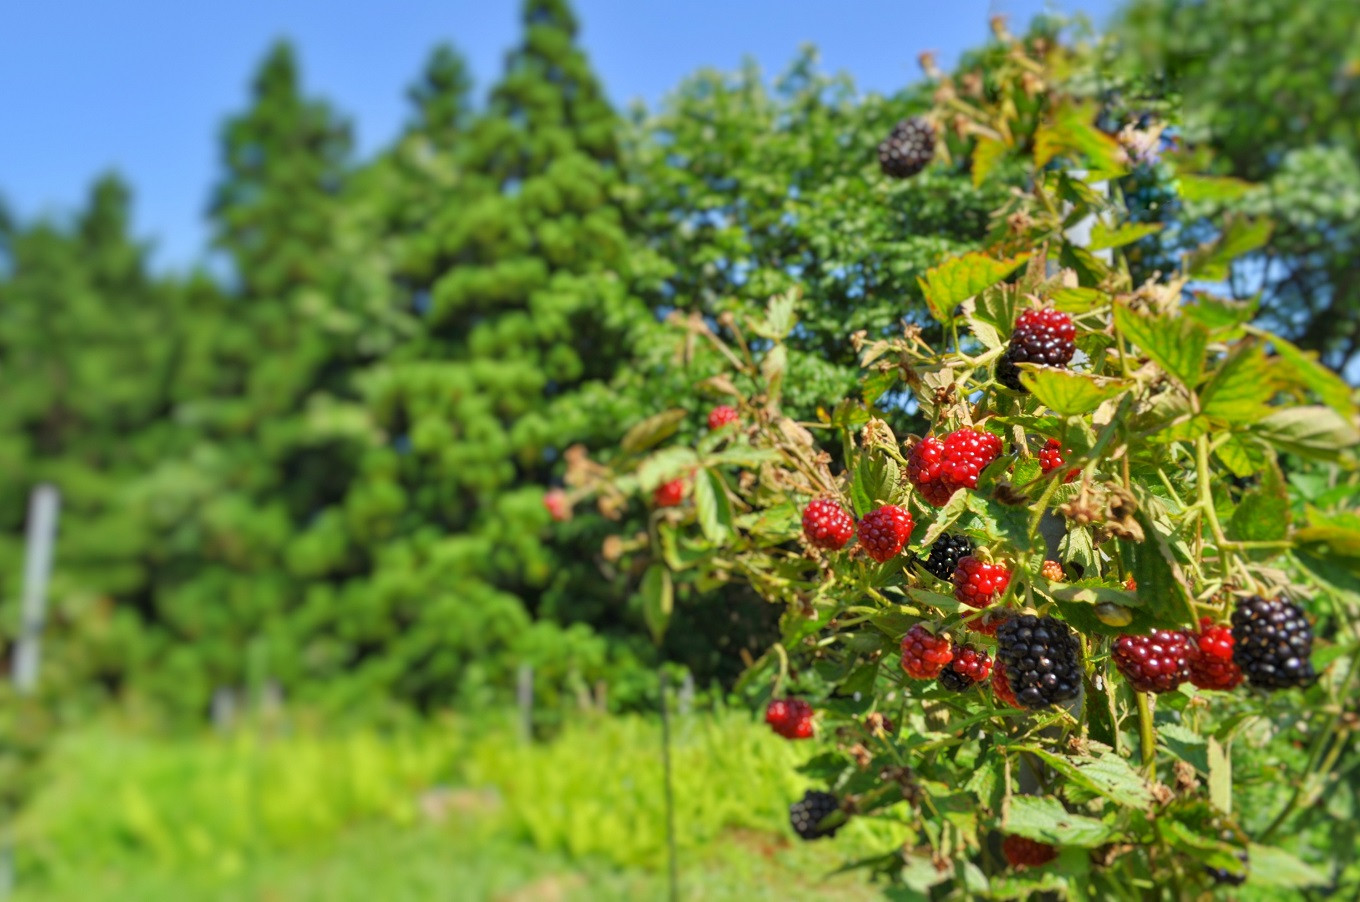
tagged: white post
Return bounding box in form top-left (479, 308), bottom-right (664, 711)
top-left (516, 664), bottom-right (534, 740)
top-left (13, 485), bottom-right (60, 694)
top-left (2, 484), bottom-right (60, 900)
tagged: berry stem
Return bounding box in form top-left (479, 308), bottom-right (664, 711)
top-left (1135, 690), bottom-right (1157, 780)
top-left (1194, 435), bottom-right (1231, 583)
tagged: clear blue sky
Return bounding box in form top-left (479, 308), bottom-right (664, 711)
top-left (0, 0), bottom-right (1115, 269)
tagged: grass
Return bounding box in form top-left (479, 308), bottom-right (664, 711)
top-left (10, 710), bottom-right (900, 900)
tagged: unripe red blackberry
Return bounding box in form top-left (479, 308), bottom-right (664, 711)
top-left (953, 556), bottom-right (1011, 609)
top-left (995, 614), bottom-right (1082, 709)
top-left (918, 533), bottom-right (973, 582)
top-left (1187, 618), bottom-right (1243, 691)
top-left (966, 608), bottom-right (1008, 637)
top-left (543, 488), bottom-right (571, 522)
top-left (790, 790), bottom-right (842, 840)
top-left (941, 428), bottom-right (1003, 491)
top-left (901, 624), bottom-right (953, 680)
top-left (653, 478), bottom-right (686, 508)
top-left (1113, 629), bottom-right (1191, 693)
top-left (802, 499), bottom-right (855, 551)
top-left (1038, 438), bottom-right (1078, 483)
top-left (991, 660), bottom-right (1023, 708)
top-left (1002, 834), bottom-right (1058, 868)
top-left (1231, 596), bottom-right (1316, 690)
top-left (998, 309), bottom-right (1076, 393)
top-left (858, 504), bottom-right (914, 563)
top-left (878, 116), bottom-right (935, 179)
top-left (707, 405), bottom-right (739, 430)
top-left (938, 644), bottom-right (993, 691)
top-left (765, 698), bottom-right (814, 739)
top-left (907, 428), bottom-right (1002, 507)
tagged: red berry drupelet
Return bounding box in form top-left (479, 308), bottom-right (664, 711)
top-left (907, 428), bottom-right (1003, 507)
top-left (997, 308), bottom-right (1077, 393)
top-left (991, 660), bottom-right (1023, 708)
top-left (901, 624), bottom-right (953, 680)
top-left (966, 608), bottom-right (1008, 637)
top-left (1038, 438), bottom-right (1078, 483)
top-left (938, 644), bottom-right (993, 691)
top-left (802, 499), bottom-right (855, 551)
top-left (942, 428), bottom-right (1004, 492)
top-left (995, 615), bottom-right (1083, 709)
top-left (1002, 835), bottom-right (1058, 869)
top-left (1113, 629), bottom-right (1191, 693)
top-left (1231, 596), bottom-right (1316, 690)
top-left (1187, 618), bottom-right (1243, 691)
top-left (953, 556), bottom-right (1012, 609)
top-left (906, 437), bottom-right (951, 506)
top-left (858, 504), bottom-right (914, 563)
top-left (765, 698), bottom-right (815, 739)
top-left (707, 405), bottom-right (739, 430)
top-left (653, 478), bottom-right (686, 508)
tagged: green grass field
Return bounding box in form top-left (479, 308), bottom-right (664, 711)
top-left (11, 711), bottom-right (896, 900)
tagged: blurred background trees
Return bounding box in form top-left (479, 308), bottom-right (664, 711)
top-left (0, 0), bottom-right (1355, 729)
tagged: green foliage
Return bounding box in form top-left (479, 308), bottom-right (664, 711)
top-left (577, 31), bottom-right (1360, 898)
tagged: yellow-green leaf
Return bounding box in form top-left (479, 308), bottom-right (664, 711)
top-left (1252, 406), bottom-right (1360, 461)
top-left (1089, 221), bottom-right (1163, 251)
top-left (918, 252), bottom-right (1031, 324)
top-left (972, 136), bottom-right (1008, 187)
top-left (1267, 333), bottom-right (1356, 419)
top-left (1020, 368), bottom-right (1133, 416)
top-left (1114, 304), bottom-right (1209, 388)
top-left (621, 408), bottom-right (688, 454)
top-left (1200, 342), bottom-right (1275, 425)
top-left (639, 564), bottom-right (673, 644)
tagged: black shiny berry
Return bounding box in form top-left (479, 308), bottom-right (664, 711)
top-left (789, 790), bottom-right (842, 840)
top-left (995, 614), bottom-right (1082, 709)
top-left (1231, 596), bottom-right (1316, 690)
top-left (918, 534), bottom-right (974, 582)
top-left (878, 117), bottom-right (935, 179)
top-left (998, 309), bottom-right (1076, 393)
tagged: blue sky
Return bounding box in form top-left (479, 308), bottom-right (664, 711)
top-left (0, 1), bottom-right (1115, 269)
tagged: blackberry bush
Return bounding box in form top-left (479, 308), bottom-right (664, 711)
top-left (568, 33), bottom-right (1357, 900)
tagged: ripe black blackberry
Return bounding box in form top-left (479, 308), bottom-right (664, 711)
top-left (995, 614), bottom-right (1082, 709)
top-left (789, 790), bottom-right (842, 840)
top-left (918, 533), bottom-right (973, 582)
top-left (1205, 851), bottom-right (1249, 887)
top-left (878, 117), bottom-right (935, 179)
top-left (997, 309), bottom-right (1076, 393)
top-left (1231, 596), bottom-right (1316, 690)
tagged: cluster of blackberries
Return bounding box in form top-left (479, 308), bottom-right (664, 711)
top-left (878, 116), bottom-right (935, 179)
top-left (1111, 596), bottom-right (1314, 694)
top-left (997, 309), bottom-right (1077, 392)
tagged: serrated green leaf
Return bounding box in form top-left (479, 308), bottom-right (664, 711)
top-left (854, 451), bottom-right (903, 513)
top-left (1228, 463), bottom-right (1289, 543)
top-left (1004, 795), bottom-right (1119, 847)
top-left (972, 136), bottom-right (1007, 187)
top-left (1114, 304), bottom-right (1209, 388)
top-left (1176, 174), bottom-right (1253, 202)
top-left (621, 408), bottom-right (688, 454)
top-left (1213, 434), bottom-right (1269, 477)
top-left (1246, 844), bottom-right (1329, 888)
top-left (1185, 293), bottom-right (1259, 334)
top-left (1020, 368), bottom-right (1132, 416)
top-left (918, 252), bottom-right (1031, 324)
top-left (1089, 221), bottom-right (1162, 251)
top-left (1033, 103), bottom-right (1128, 175)
top-left (1050, 286), bottom-right (1105, 314)
top-left (1252, 406), bottom-right (1360, 461)
top-left (639, 564), bottom-right (673, 644)
top-left (761, 343), bottom-right (786, 404)
top-left (1200, 342), bottom-right (1274, 425)
top-left (1059, 242), bottom-right (1111, 287)
top-left (1186, 217), bottom-right (1272, 282)
top-left (693, 468), bottom-right (732, 543)
top-left (1267, 333), bottom-right (1357, 419)
top-left (1018, 744), bottom-right (1154, 809)
top-left (637, 446), bottom-right (698, 490)
top-left (1208, 737), bottom-right (1231, 815)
